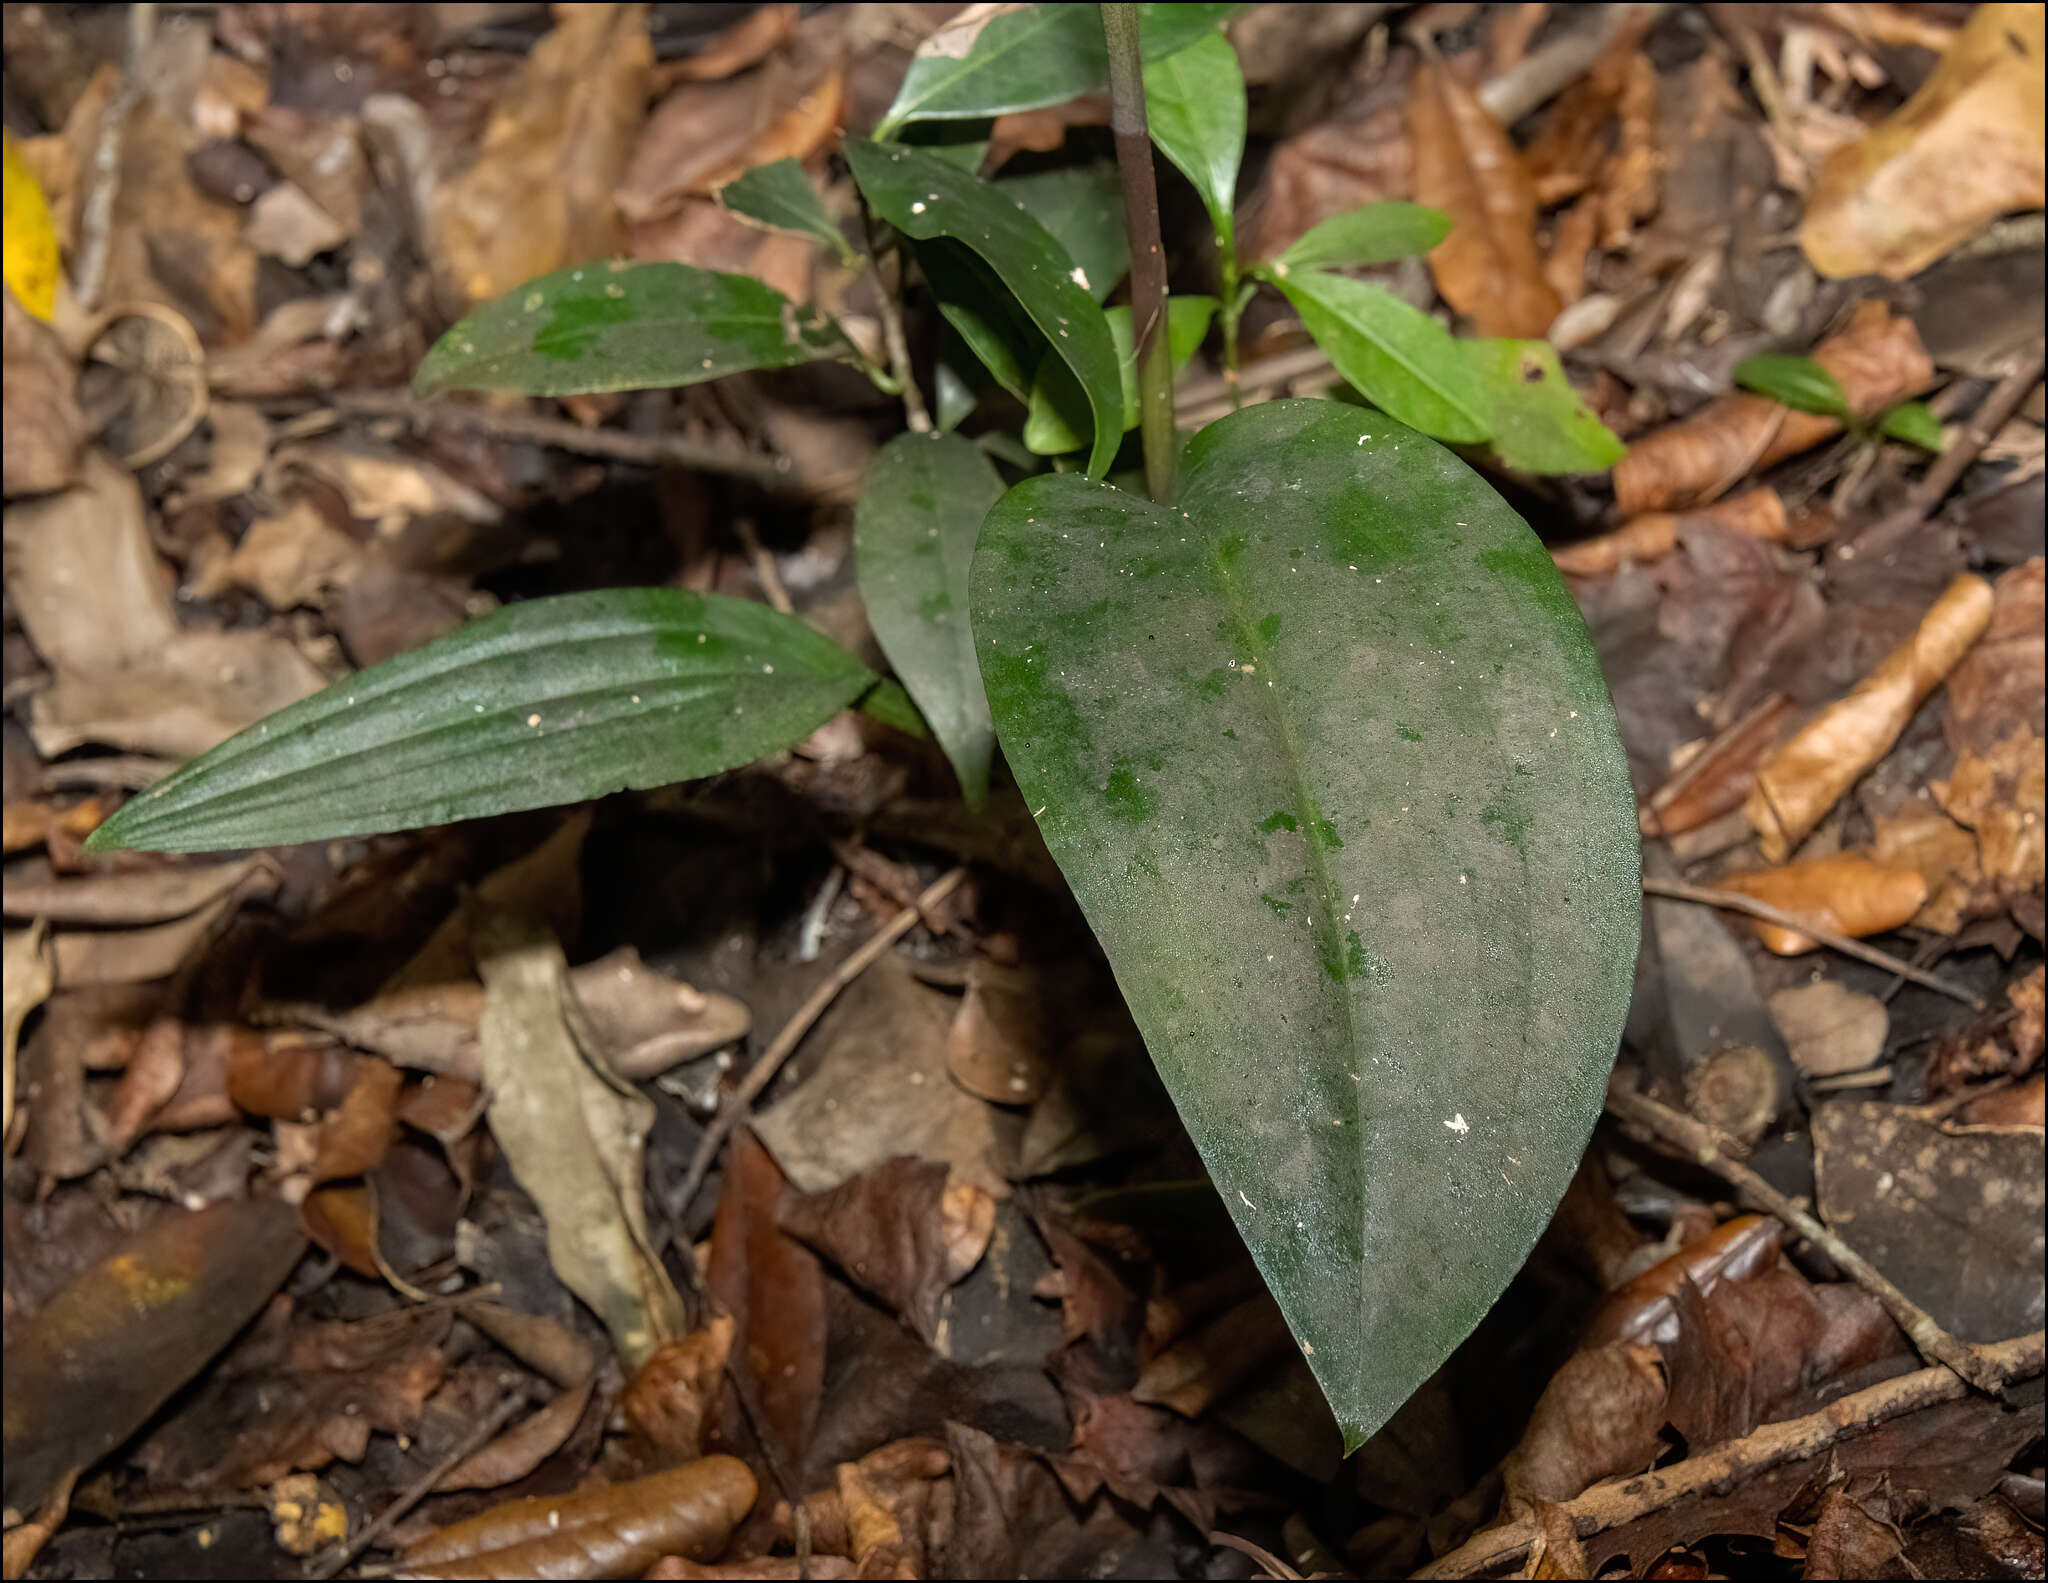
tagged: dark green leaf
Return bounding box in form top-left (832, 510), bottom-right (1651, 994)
top-left (1464, 339), bottom-right (1626, 475)
top-left (1143, 30), bottom-right (1245, 247)
top-left (1274, 201), bottom-right (1452, 272)
top-left (876, 3), bottom-right (1239, 137)
top-left (83, 591), bottom-right (876, 854)
top-left (993, 161), bottom-right (1130, 302)
top-left (1732, 353), bottom-right (1852, 420)
top-left (850, 140), bottom-right (1122, 477)
top-left (1275, 270), bottom-right (1492, 443)
top-left (854, 433), bottom-right (1006, 805)
top-left (415, 262), bottom-right (855, 398)
top-left (857, 679), bottom-right (931, 739)
top-left (972, 399), bottom-right (1640, 1449)
top-left (1024, 295), bottom-right (1217, 455)
top-left (719, 158), bottom-right (857, 264)
top-left (1878, 400), bottom-right (1944, 450)
top-left (918, 239), bottom-right (1041, 400)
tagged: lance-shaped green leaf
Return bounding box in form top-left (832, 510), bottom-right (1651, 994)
top-left (1464, 339), bottom-right (1626, 475)
top-left (854, 432), bottom-right (1005, 805)
top-left (918, 239), bottom-right (1041, 400)
top-left (83, 591), bottom-right (878, 854)
top-left (1274, 269), bottom-right (1492, 443)
top-left (1024, 295), bottom-right (1217, 456)
top-left (994, 161), bottom-right (1129, 303)
top-left (1143, 30), bottom-right (1245, 248)
top-left (415, 262), bottom-right (854, 398)
top-left (1879, 400), bottom-right (1943, 450)
top-left (876, 2), bottom-right (1239, 138)
top-left (1275, 201), bottom-right (1452, 272)
top-left (719, 158), bottom-right (857, 265)
top-left (971, 399), bottom-right (1640, 1450)
top-left (850, 140), bottom-right (1122, 477)
top-left (1731, 352), bottom-right (1853, 419)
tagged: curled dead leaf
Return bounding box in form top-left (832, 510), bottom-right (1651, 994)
top-left (1640, 693), bottom-right (1796, 840)
top-left (1747, 573), bottom-right (1994, 861)
top-left (1554, 488), bottom-right (1788, 578)
top-left (623, 1313), bottom-right (736, 1460)
top-left (1717, 854), bottom-right (1929, 955)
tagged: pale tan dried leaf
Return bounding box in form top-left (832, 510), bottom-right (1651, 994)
top-left (1945, 557), bottom-right (2044, 758)
top-left (622, 1313), bottom-right (734, 1459)
top-left (1802, 3), bottom-right (2046, 279)
top-left (1768, 980), bottom-right (1888, 1076)
top-left (1552, 487), bottom-right (1787, 576)
top-left (1869, 800), bottom-right (1984, 933)
top-left (218, 498), bottom-right (363, 611)
top-left (3, 921), bottom-right (53, 1140)
top-left (1747, 573), bottom-right (1994, 860)
top-left (1409, 58), bottom-right (1560, 337)
top-left (3, 284), bottom-right (84, 498)
top-left (164, 401), bottom-right (270, 512)
top-left (3, 855), bottom-right (273, 925)
top-left (1934, 730), bottom-right (2047, 907)
top-left (1717, 854), bottom-right (1928, 954)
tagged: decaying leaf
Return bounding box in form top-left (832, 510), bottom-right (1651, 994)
top-left (1639, 693), bottom-right (1796, 840)
top-left (399, 1455), bottom-right (757, 1580)
top-left (1934, 729), bottom-right (2048, 931)
top-left (2, 282), bottom-right (83, 497)
top-left (475, 909), bottom-right (687, 1370)
top-left (1553, 488), bottom-right (1788, 578)
top-left (1945, 557), bottom-right (2045, 759)
top-left (1717, 854), bottom-right (1929, 955)
top-left (1408, 57), bottom-right (1559, 338)
top-left (1748, 573), bottom-right (1995, 861)
top-left (2, 920), bottom-right (52, 1139)
top-left (624, 1314), bottom-right (735, 1460)
top-left (1768, 980), bottom-right (1889, 1076)
top-left (1613, 302), bottom-right (1934, 514)
top-left (1870, 798), bottom-right (1986, 933)
top-left (1802, 4), bottom-right (2047, 280)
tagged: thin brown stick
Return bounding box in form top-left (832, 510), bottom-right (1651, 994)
top-left (292, 391), bottom-right (802, 491)
top-left (1417, 1329), bottom-right (2044, 1579)
top-left (675, 867), bottom-right (968, 1215)
top-left (1839, 337), bottom-right (2047, 563)
top-left (307, 1379), bottom-right (533, 1578)
top-left (734, 519), bottom-right (795, 614)
top-left (1208, 1531), bottom-right (1304, 1580)
top-left (1640, 875), bottom-right (1984, 1009)
top-left (73, 2), bottom-right (157, 310)
top-left (1604, 1085), bottom-right (2007, 1391)
top-left (1103, 1), bottom-right (1176, 501)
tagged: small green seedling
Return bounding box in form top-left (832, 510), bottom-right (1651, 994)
top-left (87, 4), bottom-right (1641, 1453)
top-left (1733, 351), bottom-right (1945, 450)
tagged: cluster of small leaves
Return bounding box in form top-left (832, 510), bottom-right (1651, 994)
top-left (1734, 352), bottom-right (1945, 450)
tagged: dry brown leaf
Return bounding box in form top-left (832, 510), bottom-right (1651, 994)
top-left (2, 795), bottom-right (112, 856)
top-left (1802, 3), bottom-right (2047, 279)
top-left (944, 960), bottom-right (1048, 1104)
top-left (1747, 572), bottom-right (1994, 861)
top-left (1639, 693), bottom-right (1795, 840)
top-left (436, 1375), bottom-right (598, 1493)
top-left (430, 3), bottom-right (654, 311)
top-left (1957, 1072), bottom-right (2045, 1128)
top-left (1716, 854), bottom-right (1929, 955)
top-left (664, 3), bottom-right (800, 82)
top-left (2, 284), bottom-right (85, 498)
top-left (308, 1053), bottom-right (403, 1184)
top-left (399, 1456), bottom-right (757, 1580)
top-left (623, 1313), bottom-right (735, 1460)
top-left (1239, 51), bottom-right (1415, 265)
top-left (1553, 487), bottom-right (1788, 577)
top-left (1869, 798), bottom-right (1985, 933)
top-left (836, 1436), bottom-right (952, 1580)
top-left (51, 878), bottom-right (268, 987)
top-left (1945, 556), bottom-right (2045, 758)
top-left (3, 855), bottom-right (273, 926)
top-left (3, 921), bottom-right (53, 1141)
top-left (1768, 981), bottom-right (1888, 1076)
top-left (212, 498), bottom-right (363, 610)
top-left (1409, 57), bottom-right (1560, 337)
top-left (1613, 301), bottom-right (1934, 514)
top-left (646, 1558), bottom-right (855, 1580)
top-left (163, 401), bottom-right (270, 512)
top-left (1934, 729), bottom-right (2047, 924)
top-left (1131, 1292), bottom-right (1292, 1421)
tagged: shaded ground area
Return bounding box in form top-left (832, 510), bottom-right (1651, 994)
top-left (2, 3), bottom-right (2042, 1579)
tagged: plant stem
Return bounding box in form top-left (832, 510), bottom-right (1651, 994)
top-left (863, 213), bottom-right (933, 433)
top-left (1102, 3), bottom-right (1176, 501)
top-left (1219, 250), bottom-right (1242, 407)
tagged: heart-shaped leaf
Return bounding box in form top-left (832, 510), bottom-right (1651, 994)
top-left (1143, 30), bottom-right (1245, 247)
top-left (719, 159), bottom-right (857, 265)
top-left (415, 262), bottom-right (854, 398)
top-left (849, 140), bottom-right (1122, 477)
top-left (1273, 269), bottom-right (1492, 443)
top-left (854, 432), bottom-right (1006, 805)
top-left (972, 399), bottom-right (1639, 1449)
top-left (84, 591), bottom-right (877, 854)
top-left (876, 3), bottom-right (1240, 138)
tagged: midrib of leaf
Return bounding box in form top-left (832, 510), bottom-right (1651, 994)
top-left (1287, 277), bottom-right (1490, 436)
top-left (885, 11), bottom-right (1070, 129)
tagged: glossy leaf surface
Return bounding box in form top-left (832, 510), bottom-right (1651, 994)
top-left (919, 240), bottom-right (1040, 400)
top-left (1275, 201), bottom-right (1452, 271)
top-left (994, 161), bottom-right (1129, 302)
top-left (719, 158), bottom-right (856, 264)
top-left (1024, 295), bottom-right (1218, 455)
top-left (877, 3), bottom-right (1239, 136)
top-left (1275, 270), bottom-right (1492, 443)
top-left (85, 592), bottom-right (877, 853)
top-left (972, 400), bottom-right (1640, 1449)
top-left (849, 139), bottom-right (1122, 476)
top-left (415, 262), bottom-right (852, 398)
top-left (1143, 30), bottom-right (1245, 245)
top-left (854, 432), bottom-right (1006, 805)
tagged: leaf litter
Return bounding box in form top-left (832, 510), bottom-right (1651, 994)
top-left (2, 4), bottom-right (2043, 1579)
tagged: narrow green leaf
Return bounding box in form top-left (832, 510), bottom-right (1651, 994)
top-left (83, 591), bottom-right (876, 854)
top-left (1879, 400), bottom-right (1944, 450)
top-left (415, 262), bottom-right (854, 398)
top-left (1275, 201), bottom-right (1452, 272)
top-left (1143, 30), bottom-right (1245, 247)
top-left (857, 678), bottom-right (931, 739)
top-left (994, 162), bottom-right (1130, 303)
top-left (1024, 295), bottom-right (1217, 455)
top-left (719, 159), bottom-right (857, 265)
top-left (876, 2), bottom-right (1239, 137)
top-left (849, 140), bottom-right (1123, 477)
top-left (854, 433), bottom-right (1006, 805)
top-left (1732, 353), bottom-right (1853, 420)
top-left (973, 399), bottom-right (1640, 1452)
top-left (1464, 339), bottom-right (1626, 475)
top-left (918, 239), bottom-right (1041, 400)
top-left (1275, 270), bottom-right (1493, 443)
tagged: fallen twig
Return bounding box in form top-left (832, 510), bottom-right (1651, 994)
top-left (72, 2), bottom-right (156, 310)
top-left (1640, 875), bottom-right (1985, 1009)
top-left (675, 867), bottom-right (968, 1216)
top-left (1605, 1085), bottom-right (2007, 1392)
top-left (1416, 1329), bottom-right (2044, 1579)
